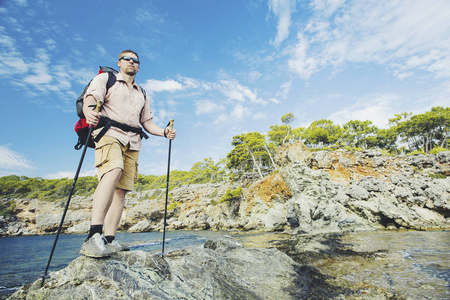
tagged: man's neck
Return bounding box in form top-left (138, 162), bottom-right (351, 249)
top-left (120, 71), bottom-right (136, 86)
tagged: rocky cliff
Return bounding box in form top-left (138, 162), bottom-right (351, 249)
top-left (1, 143), bottom-right (449, 236)
top-left (278, 142), bottom-right (450, 233)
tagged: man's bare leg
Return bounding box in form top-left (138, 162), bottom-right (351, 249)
top-left (103, 188), bottom-right (126, 237)
top-left (80, 168), bottom-right (123, 257)
top-left (91, 168), bottom-right (123, 225)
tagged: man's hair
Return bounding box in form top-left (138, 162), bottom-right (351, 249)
top-left (118, 49), bottom-right (139, 61)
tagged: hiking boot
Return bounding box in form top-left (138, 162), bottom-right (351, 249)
top-left (105, 240), bottom-right (130, 253)
top-left (80, 233), bottom-right (111, 258)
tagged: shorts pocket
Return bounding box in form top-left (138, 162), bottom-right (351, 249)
top-left (94, 142), bottom-right (114, 168)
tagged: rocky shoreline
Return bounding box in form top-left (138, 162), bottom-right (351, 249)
top-left (8, 231), bottom-right (449, 299)
top-left (1, 143), bottom-right (449, 236)
top-left (3, 143), bottom-right (450, 299)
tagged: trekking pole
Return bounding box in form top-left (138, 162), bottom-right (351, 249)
top-left (41, 101), bottom-right (101, 287)
top-left (162, 119), bottom-right (174, 256)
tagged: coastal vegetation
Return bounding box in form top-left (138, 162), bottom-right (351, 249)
top-left (0, 106), bottom-right (448, 207)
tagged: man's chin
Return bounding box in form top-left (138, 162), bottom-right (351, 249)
top-left (125, 70), bottom-right (137, 76)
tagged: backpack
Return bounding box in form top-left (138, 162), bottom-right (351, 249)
top-left (74, 66), bottom-right (148, 150)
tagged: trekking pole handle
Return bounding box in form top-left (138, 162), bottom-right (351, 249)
top-left (169, 119), bottom-right (174, 130)
top-left (94, 101), bottom-right (102, 113)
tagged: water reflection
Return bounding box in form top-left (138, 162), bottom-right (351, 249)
top-left (320, 231), bottom-right (449, 299)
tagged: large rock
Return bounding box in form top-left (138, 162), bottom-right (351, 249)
top-left (10, 236), bottom-right (306, 300)
top-left (276, 142), bottom-right (450, 233)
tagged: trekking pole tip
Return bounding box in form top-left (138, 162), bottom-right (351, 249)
top-left (41, 274), bottom-right (50, 287)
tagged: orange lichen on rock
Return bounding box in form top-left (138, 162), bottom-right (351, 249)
top-left (319, 152), bottom-right (408, 184)
top-left (247, 173), bottom-right (293, 209)
top-left (326, 161), bottom-right (385, 184)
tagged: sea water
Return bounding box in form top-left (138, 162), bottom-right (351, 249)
top-left (0, 230), bottom-right (448, 299)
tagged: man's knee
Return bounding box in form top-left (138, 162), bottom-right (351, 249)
top-left (100, 167), bottom-right (123, 184)
top-left (115, 188), bottom-right (127, 200)
top-left (109, 168), bottom-right (123, 177)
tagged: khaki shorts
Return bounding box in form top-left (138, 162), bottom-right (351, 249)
top-left (94, 135), bottom-right (139, 191)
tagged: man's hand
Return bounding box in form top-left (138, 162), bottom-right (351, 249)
top-left (83, 97), bottom-right (101, 126)
top-left (142, 119), bottom-right (176, 139)
top-left (164, 127), bottom-right (176, 140)
top-left (85, 109), bottom-right (101, 126)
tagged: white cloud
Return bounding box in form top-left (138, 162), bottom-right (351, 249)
top-left (219, 79), bottom-right (267, 105)
top-left (0, 27), bottom-right (29, 76)
top-left (167, 99), bottom-right (177, 107)
top-left (277, 81), bottom-right (292, 99)
top-left (95, 44), bottom-right (107, 57)
top-left (144, 75), bottom-right (270, 133)
top-left (45, 38), bottom-right (56, 50)
top-left (269, 97), bottom-right (281, 104)
top-left (328, 93), bottom-right (404, 128)
top-left (248, 70), bottom-right (262, 82)
top-left (14, 0), bottom-right (28, 7)
top-left (230, 103), bottom-right (248, 120)
top-left (252, 112), bottom-right (266, 120)
top-left (23, 61), bottom-right (52, 85)
top-left (45, 169), bottom-right (97, 179)
top-left (0, 145), bottom-right (34, 171)
top-left (309, 0), bottom-right (345, 17)
top-left (287, 32), bottom-right (320, 79)
top-left (213, 103), bottom-right (251, 127)
top-left (195, 99), bottom-right (225, 116)
top-left (213, 113), bottom-right (229, 126)
top-left (286, 0), bottom-right (450, 80)
top-left (143, 79), bottom-right (183, 93)
top-left (268, 0), bottom-right (297, 47)
top-left (136, 9), bottom-right (164, 24)
top-left (178, 76), bottom-right (213, 90)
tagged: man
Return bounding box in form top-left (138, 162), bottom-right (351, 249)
top-left (80, 50), bottom-right (176, 258)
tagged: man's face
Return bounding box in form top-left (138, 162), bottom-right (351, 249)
top-left (118, 52), bottom-right (140, 76)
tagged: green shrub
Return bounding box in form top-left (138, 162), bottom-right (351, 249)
top-left (430, 147), bottom-right (449, 154)
top-left (0, 200), bottom-right (17, 218)
top-left (429, 174), bottom-right (447, 179)
top-left (410, 150), bottom-right (426, 155)
top-left (210, 189), bottom-right (218, 198)
top-left (219, 187), bottom-right (243, 203)
top-left (167, 201), bottom-right (182, 211)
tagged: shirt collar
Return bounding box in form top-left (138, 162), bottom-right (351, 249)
top-left (115, 72), bottom-right (138, 89)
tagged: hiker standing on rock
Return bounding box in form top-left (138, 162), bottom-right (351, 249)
top-left (80, 50), bottom-right (176, 258)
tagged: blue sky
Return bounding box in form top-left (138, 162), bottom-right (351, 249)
top-left (0, 0), bottom-right (449, 179)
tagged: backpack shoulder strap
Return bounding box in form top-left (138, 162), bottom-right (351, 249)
top-left (106, 72), bottom-right (117, 92)
top-left (139, 86), bottom-right (147, 99)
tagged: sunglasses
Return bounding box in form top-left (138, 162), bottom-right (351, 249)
top-left (119, 56), bottom-right (140, 64)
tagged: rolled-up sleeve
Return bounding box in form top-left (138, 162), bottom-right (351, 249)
top-left (140, 91), bottom-right (153, 124)
top-left (84, 73), bottom-right (109, 104)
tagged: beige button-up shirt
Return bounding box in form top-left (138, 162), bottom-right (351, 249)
top-left (84, 72), bottom-right (153, 151)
